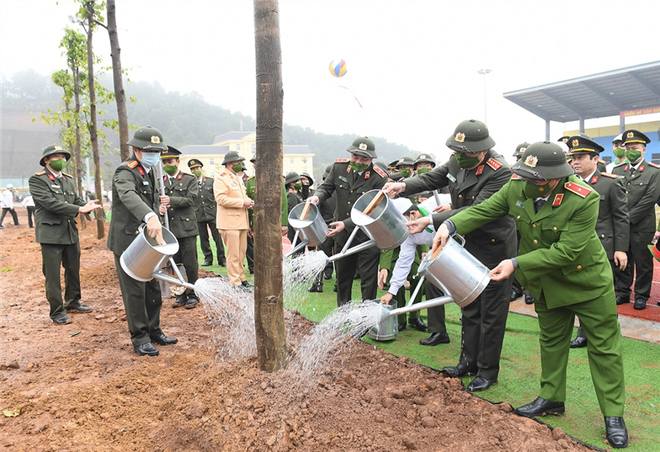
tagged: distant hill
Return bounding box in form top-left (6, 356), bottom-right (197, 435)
top-left (1, 70), bottom-right (412, 189)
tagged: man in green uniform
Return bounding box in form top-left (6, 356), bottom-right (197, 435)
top-left (307, 136), bottom-right (388, 306)
top-left (612, 129), bottom-right (659, 310)
top-left (510, 142), bottom-right (534, 304)
top-left (568, 135), bottom-right (629, 347)
top-left (107, 126), bottom-right (178, 356)
top-left (385, 119), bottom-right (517, 391)
top-left (161, 146), bottom-right (200, 309)
top-left (433, 141), bottom-right (628, 449)
top-left (188, 159), bottom-right (226, 268)
top-left (29, 145), bottom-right (100, 324)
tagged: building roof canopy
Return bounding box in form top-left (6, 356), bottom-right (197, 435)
top-left (504, 61), bottom-right (660, 122)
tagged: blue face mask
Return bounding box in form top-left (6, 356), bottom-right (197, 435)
top-left (140, 152), bottom-right (161, 168)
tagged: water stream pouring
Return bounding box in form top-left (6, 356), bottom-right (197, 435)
top-left (120, 224), bottom-right (196, 292)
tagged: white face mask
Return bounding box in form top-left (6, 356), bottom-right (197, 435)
top-left (140, 152), bottom-right (161, 168)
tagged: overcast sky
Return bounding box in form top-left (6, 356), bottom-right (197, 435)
top-left (2, 0), bottom-right (659, 163)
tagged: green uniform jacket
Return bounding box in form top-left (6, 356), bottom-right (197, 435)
top-left (29, 170), bottom-right (86, 245)
top-left (245, 176), bottom-right (288, 227)
top-left (313, 159), bottom-right (388, 232)
top-left (584, 171), bottom-right (629, 259)
top-left (107, 156), bottom-right (162, 255)
top-left (450, 175), bottom-right (612, 309)
top-left (163, 171), bottom-right (199, 238)
top-left (403, 150), bottom-right (516, 268)
top-left (287, 188), bottom-right (303, 214)
top-left (194, 176), bottom-right (217, 223)
top-left (612, 159), bottom-right (660, 232)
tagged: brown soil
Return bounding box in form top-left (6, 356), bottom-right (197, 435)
top-left (0, 220), bottom-right (596, 452)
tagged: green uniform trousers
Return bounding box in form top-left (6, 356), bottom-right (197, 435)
top-left (41, 243), bottom-right (82, 320)
top-left (172, 236), bottom-right (199, 299)
top-left (114, 254), bottom-right (164, 347)
top-left (535, 289), bottom-right (625, 417)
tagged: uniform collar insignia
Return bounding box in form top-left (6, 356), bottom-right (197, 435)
top-left (475, 165), bottom-right (484, 175)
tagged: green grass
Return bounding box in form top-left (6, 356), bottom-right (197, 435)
top-left (196, 237), bottom-right (660, 451)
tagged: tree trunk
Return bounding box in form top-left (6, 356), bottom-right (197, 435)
top-left (106, 0), bottom-right (130, 162)
top-left (86, 1), bottom-right (105, 239)
top-left (253, 0), bottom-right (287, 372)
top-left (73, 64), bottom-right (86, 228)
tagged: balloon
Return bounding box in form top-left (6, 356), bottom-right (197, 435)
top-left (329, 59), bottom-right (347, 78)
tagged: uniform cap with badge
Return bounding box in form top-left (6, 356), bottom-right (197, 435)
top-left (413, 153), bottom-right (436, 168)
top-left (347, 136), bottom-right (377, 159)
top-left (567, 135), bottom-right (604, 156)
top-left (513, 142), bottom-right (530, 159)
top-left (284, 171), bottom-right (301, 185)
top-left (221, 150), bottom-right (245, 165)
top-left (301, 171), bottom-right (314, 186)
top-left (126, 126), bottom-right (167, 151)
top-left (161, 145), bottom-right (182, 160)
top-left (445, 119), bottom-right (495, 153)
top-left (39, 144), bottom-right (72, 167)
top-left (622, 129), bottom-right (651, 146)
top-left (187, 159), bottom-right (203, 169)
top-left (395, 156), bottom-right (415, 168)
top-left (512, 141), bottom-right (574, 180)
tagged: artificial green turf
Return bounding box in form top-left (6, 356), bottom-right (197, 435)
top-left (196, 238), bottom-right (660, 451)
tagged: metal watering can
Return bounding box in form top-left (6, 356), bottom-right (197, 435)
top-left (285, 202), bottom-right (328, 257)
top-left (120, 224), bottom-right (196, 293)
top-left (373, 234), bottom-right (491, 326)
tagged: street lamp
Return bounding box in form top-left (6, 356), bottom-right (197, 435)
top-left (477, 69), bottom-right (492, 123)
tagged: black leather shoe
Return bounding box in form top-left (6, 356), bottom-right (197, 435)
top-left (633, 298), bottom-right (646, 310)
top-left (323, 272), bottom-right (333, 280)
top-left (408, 317), bottom-right (427, 331)
top-left (218, 260), bottom-right (227, 267)
top-left (308, 283), bottom-right (323, 293)
top-left (67, 304), bottom-right (93, 313)
top-left (604, 416), bottom-right (628, 448)
top-left (185, 297), bottom-right (199, 309)
top-left (241, 280), bottom-right (253, 288)
top-left (511, 290), bottom-right (522, 301)
top-left (419, 332), bottom-right (450, 346)
top-left (53, 315), bottom-right (72, 325)
top-left (134, 342), bottom-right (159, 356)
top-left (443, 363), bottom-right (477, 378)
top-left (173, 294), bottom-right (188, 308)
top-left (201, 260), bottom-right (213, 267)
top-left (467, 376), bottom-right (497, 392)
top-left (514, 397), bottom-right (565, 417)
top-left (524, 293), bottom-right (534, 304)
top-left (570, 336), bottom-right (588, 348)
top-left (397, 322), bottom-right (406, 331)
top-left (150, 334), bottom-right (178, 346)
top-left (615, 295), bottom-right (630, 305)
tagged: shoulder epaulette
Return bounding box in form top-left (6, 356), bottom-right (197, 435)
top-left (486, 158), bottom-right (502, 171)
top-left (62, 172), bottom-right (73, 178)
top-left (565, 181), bottom-right (592, 198)
top-left (126, 160), bottom-right (138, 168)
top-left (335, 158), bottom-right (349, 163)
top-left (219, 171), bottom-right (228, 177)
top-left (373, 166), bottom-right (387, 178)
top-left (601, 172), bottom-right (618, 179)
top-left (247, 176), bottom-right (255, 180)
top-left (599, 159), bottom-right (606, 164)
top-left (35, 170), bottom-right (46, 176)
top-left (647, 162), bottom-right (660, 169)
top-left (613, 162), bottom-right (627, 168)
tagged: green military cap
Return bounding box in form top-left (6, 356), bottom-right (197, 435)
top-left (413, 153), bottom-right (436, 168)
top-left (321, 164), bottom-right (333, 181)
top-left (346, 136), bottom-right (377, 159)
top-left (557, 135), bottom-right (570, 144)
top-left (622, 129), bottom-right (651, 145)
top-left (388, 159), bottom-right (399, 170)
top-left (301, 171), bottom-right (314, 186)
top-left (284, 171), bottom-right (301, 185)
top-left (512, 141), bottom-right (574, 180)
top-left (373, 160), bottom-right (390, 173)
top-left (395, 156), bottom-right (415, 168)
top-left (39, 144), bottom-right (71, 167)
top-left (446, 119), bottom-right (495, 153)
top-left (187, 159), bottom-right (203, 169)
top-left (567, 135), bottom-right (604, 156)
top-left (513, 142), bottom-right (530, 159)
top-left (161, 145), bottom-right (181, 159)
top-left (221, 150), bottom-right (245, 165)
top-left (126, 125), bottom-right (167, 151)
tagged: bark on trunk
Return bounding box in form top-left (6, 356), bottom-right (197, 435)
top-left (253, 0), bottom-right (287, 372)
top-left (106, 0), bottom-right (130, 162)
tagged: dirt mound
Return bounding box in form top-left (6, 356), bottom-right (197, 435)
top-left (0, 224), bottom-right (594, 451)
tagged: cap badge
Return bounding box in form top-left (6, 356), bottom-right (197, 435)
top-left (572, 139), bottom-right (579, 147)
top-left (455, 132), bottom-right (465, 143)
top-left (562, 137), bottom-right (568, 143)
top-left (398, 158), bottom-right (404, 163)
top-left (358, 143), bottom-right (368, 151)
top-left (520, 147), bottom-right (526, 153)
top-left (626, 131), bottom-right (634, 139)
top-left (54, 145), bottom-right (63, 151)
top-left (524, 155), bottom-right (538, 168)
top-left (151, 135), bottom-right (161, 144)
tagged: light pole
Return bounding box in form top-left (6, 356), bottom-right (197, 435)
top-left (477, 68), bottom-right (492, 123)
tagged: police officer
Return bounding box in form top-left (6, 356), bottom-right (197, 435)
top-left (312, 164), bottom-right (337, 287)
top-left (161, 146), bottom-right (200, 309)
top-left (511, 142), bottom-right (535, 304)
top-left (29, 145), bottom-right (100, 324)
top-left (606, 134), bottom-right (627, 173)
top-left (300, 171), bottom-right (314, 200)
top-left (107, 126), bottom-right (177, 356)
top-left (307, 136), bottom-right (388, 306)
top-left (285, 171), bottom-right (304, 252)
top-left (385, 119), bottom-right (517, 392)
top-left (568, 135), bottom-right (629, 347)
top-left (188, 158), bottom-right (226, 268)
top-left (612, 129), bottom-right (659, 310)
top-left (433, 141), bottom-right (628, 449)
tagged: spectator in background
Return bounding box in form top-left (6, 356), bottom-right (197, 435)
top-left (21, 192), bottom-right (35, 228)
top-left (0, 184), bottom-right (20, 228)
top-left (606, 134), bottom-right (627, 173)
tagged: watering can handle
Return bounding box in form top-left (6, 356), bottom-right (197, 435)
top-left (429, 232), bottom-right (465, 260)
top-left (363, 191), bottom-right (385, 216)
top-left (300, 202), bottom-right (312, 220)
